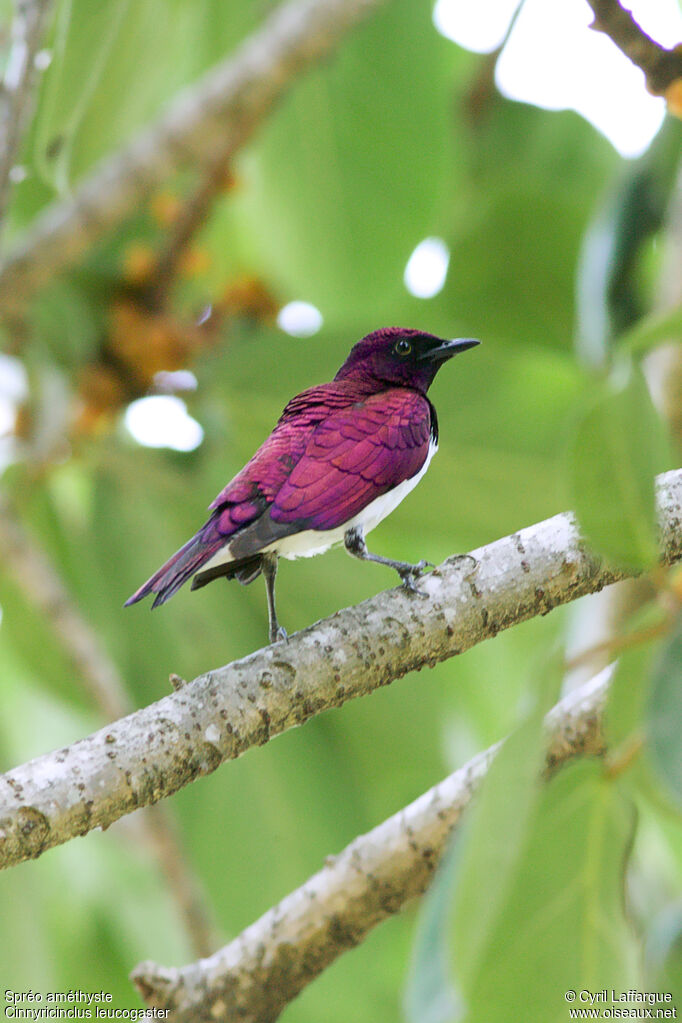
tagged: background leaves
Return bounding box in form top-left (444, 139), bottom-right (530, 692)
top-left (1, 0), bottom-right (682, 1020)
top-left (568, 362), bottom-right (671, 571)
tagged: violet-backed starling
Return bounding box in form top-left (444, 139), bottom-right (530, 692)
top-left (126, 327), bottom-right (479, 642)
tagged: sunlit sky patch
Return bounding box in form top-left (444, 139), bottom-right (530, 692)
top-left (0, 397), bottom-right (15, 436)
top-left (433, 0), bottom-right (519, 51)
top-left (277, 301), bottom-right (324, 337)
top-left (433, 0), bottom-right (682, 158)
top-left (0, 353), bottom-right (29, 403)
top-left (124, 395), bottom-right (204, 452)
top-left (404, 238), bottom-right (450, 299)
top-left (0, 354), bottom-right (28, 471)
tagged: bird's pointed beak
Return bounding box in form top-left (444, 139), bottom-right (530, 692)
top-left (419, 337), bottom-right (480, 363)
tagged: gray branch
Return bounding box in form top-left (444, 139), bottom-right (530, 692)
top-left (0, 0), bottom-right (387, 313)
top-left (0, 0), bottom-right (55, 232)
top-left (130, 668), bottom-right (611, 1023)
top-left (1, 469), bottom-right (681, 872)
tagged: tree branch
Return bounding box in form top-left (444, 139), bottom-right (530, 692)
top-left (0, 0), bottom-right (55, 233)
top-left (0, 0), bottom-right (387, 314)
top-left (586, 0), bottom-right (682, 95)
top-left (130, 668), bottom-right (611, 1023)
top-left (1, 469), bottom-right (681, 872)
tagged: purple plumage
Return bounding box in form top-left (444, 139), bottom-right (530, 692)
top-left (270, 389), bottom-right (431, 529)
top-left (126, 327), bottom-right (479, 641)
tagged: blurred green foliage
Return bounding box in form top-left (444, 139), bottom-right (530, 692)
top-left (568, 363), bottom-right (670, 571)
top-left (1, 0), bottom-right (682, 1020)
top-left (649, 615), bottom-right (682, 808)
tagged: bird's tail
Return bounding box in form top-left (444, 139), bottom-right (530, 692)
top-left (190, 554), bottom-right (263, 590)
top-left (124, 529), bottom-right (227, 609)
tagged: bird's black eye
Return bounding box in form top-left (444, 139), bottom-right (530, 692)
top-left (394, 338), bottom-right (412, 357)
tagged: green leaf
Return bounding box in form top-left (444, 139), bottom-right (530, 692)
top-left (645, 905), bottom-right (682, 1012)
top-left (232, 0), bottom-right (457, 326)
top-left (404, 838), bottom-right (462, 1023)
top-left (601, 606), bottom-right (674, 813)
top-left (459, 762), bottom-right (639, 1023)
top-left (450, 690), bottom-right (555, 987)
top-left (30, 0), bottom-right (258, 193)
top-left (647, 613), bottom-right (682, 807)
top-left (568, 363), bottom-right (669, 571)
top-left (441, 102), bottom-right (618, 354)
top-left (575, 118), bottom-right (682, 369)
top-left (33, 0), bottom-right (134, 191)
top-left (406, 652), bottom-right (563, 1022)
top-left (604, 603), bottom-right (668, 750)
top-left (28, 279), bottom-right (102, 366)
top-left (620, 306), bottom-right (682, 357)
top-left (63, 1), bottom-right (256, 184)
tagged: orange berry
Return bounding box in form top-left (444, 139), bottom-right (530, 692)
top-left (665, 78), bottom-right (682, 119)
top-left (122, 243), bottom-right (156, 284)
top-left (179, 246), bottom-right (211, 279)
top-left (668, 564), bottom-right (682, 603)
top-left (108, 300), bottom-right (194, 386)
top-left (150, 191), bottom-right (182, 226)
top-left (221, 274), bottom-right (279, 321)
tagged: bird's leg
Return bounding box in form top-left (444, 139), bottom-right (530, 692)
top-left (262, 553), bottom-right (287, 643)
top-left (344, 527), bottom-right (432, 595)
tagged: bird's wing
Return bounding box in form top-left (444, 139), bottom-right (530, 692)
top-left (207, 383), bottom-right (357, 513)
top-left (269, 388), bottom-right (433, 531)
top-left (126, 386), bottom-right (432, 605)
top-left (125, 385), bottom-right (350, 606)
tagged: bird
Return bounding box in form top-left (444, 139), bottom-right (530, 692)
top-left (125, 327), bottom-right (479, 642)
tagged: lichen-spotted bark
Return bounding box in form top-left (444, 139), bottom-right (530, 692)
top-left (1, 469), bottom-right (681, 872)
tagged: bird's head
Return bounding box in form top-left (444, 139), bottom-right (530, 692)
top-left (334, 327), bottom-right (479, 394)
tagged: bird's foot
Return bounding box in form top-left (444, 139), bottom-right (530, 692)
top-left (398, 559), bottom-right (434, 597)
top-left (269, 624), bottom-right (288, 644)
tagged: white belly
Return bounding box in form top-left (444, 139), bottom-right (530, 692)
top-left (201, 439), bottom-right (437, 571)
top-left (276, 440), bottom-right (436, 558)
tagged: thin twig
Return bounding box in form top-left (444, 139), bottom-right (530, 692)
top-left (564, 614), bottom-right (672, 672)
top-left (462, 0), bottom-right (524, 125)
top-left (131, 669), bottom-right (611, 1023)
top-left (148, 156), bottom-right (233, 307)
top-left (1, 469), bottom-right (681, 872)
top-left (135, 807), bottom-right (217, 959)
top-left (586, 0), bottom-right (682, 95)
top-left (0, 0), bottom-right (388, 314)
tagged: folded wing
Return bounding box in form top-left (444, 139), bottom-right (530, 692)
top-left (269, 388), bottom-right (433, 531)
top-left (126, 386), bottom-right (433, 606)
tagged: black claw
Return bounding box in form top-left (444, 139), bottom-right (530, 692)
top-left (399, 564), bottom-right (431, 597)
top-left (401, 559), bottom-right (433, 580)
top-left (270, 625), bottom-right (288, 644)
top-left (415, 559), bottom-right (434, 573)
